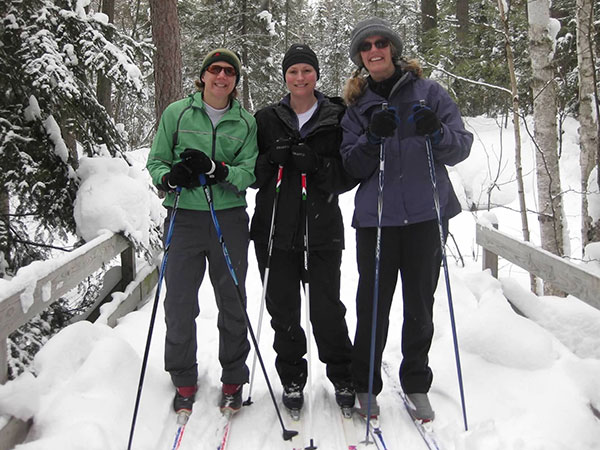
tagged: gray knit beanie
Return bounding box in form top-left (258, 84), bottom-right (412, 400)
top-left (349, 17), bottom-right (403, 66)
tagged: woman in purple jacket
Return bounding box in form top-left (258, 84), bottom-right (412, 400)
top-left (340, 18), bottom-right (473, 422)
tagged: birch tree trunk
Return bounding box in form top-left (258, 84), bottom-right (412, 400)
top-left (497, 0), bottom-right (536, 292)
top-left (528, 0), bottom-right (565, 296)
top-left (149, 0), bottom-right (183, 125)
top-left (576, 0), bottom-right (600, 246)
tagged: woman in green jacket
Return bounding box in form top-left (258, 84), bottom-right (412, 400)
top-left (146, 48), bottom-right (258, 418)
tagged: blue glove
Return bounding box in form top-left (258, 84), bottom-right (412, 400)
top-left (369, 109), bottom-right (397, 139)
top-left (410, 104), bottom-right (443, 143)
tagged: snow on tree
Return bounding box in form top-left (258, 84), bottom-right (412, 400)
top-left (0, 0), bottom-right (152, 272)
top-left (0, 0), bottom-right (152, 377)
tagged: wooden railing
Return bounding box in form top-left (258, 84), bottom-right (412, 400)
top-left (476, 222), bottom-right (600, 311)
top-left (0, 232), bottom-right (159, 450)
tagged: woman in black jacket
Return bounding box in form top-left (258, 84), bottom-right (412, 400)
top-left (251, 44), bottom-right (358, 415)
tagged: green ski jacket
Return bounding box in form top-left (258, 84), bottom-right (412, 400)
top-left (147, 92), bottom-right (258, 210)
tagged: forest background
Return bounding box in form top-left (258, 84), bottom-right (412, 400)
top-left (0, 0), bottom-right (599, 378)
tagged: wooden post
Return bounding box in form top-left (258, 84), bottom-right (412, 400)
top-left (0, 338), bottom-right (7, 384)
top-left (120, 246), bottom-right (136, 289)
top-left (0, 418), bottom-right (31, 450)
top-left (481, 222), bottom-right (499, 278)
top-left (0, 234), bottom-right (160, 450)
top-left (476, 222), bottom-right (600, 310)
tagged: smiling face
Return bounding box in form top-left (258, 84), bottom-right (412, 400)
top-left (285, 63), bottom-right (318, 99)
top-left (201, 62), bottom-right (237, 108)
top-left (360, 35), bottom-right (396, 82)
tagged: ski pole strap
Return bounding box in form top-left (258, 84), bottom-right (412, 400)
top-left (301, 172), bottom-right (309, 280)
top-left (377, 102), bottom-right (387, 226)
top-left (301, 172), bottom-right (307, 200)
top-left (164, 188), bottom-right (182, 252)
top-left (424, 135), bottom-right (442, 223)
top-left (199, 175), bottom-right (240, 286)
top-left (276, 165), bottom-right (283, 192)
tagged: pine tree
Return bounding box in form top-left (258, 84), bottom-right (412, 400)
top-left (0, 0), bottom-right (151, 273)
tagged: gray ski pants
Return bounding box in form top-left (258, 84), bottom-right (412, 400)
top-left (163, 206), bottom-right (251, 388)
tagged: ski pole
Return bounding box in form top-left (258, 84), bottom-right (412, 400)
top-left (423, 124), bottom-right (469, 431)
top-left (199, 177), bottom-right (298, 441)
top-left (128, 188), bottom-right (182, 450)
top-left (244, 165), bottom-right (284, 407)
top-left (364, 102), bottom-right (388, 443)
top-left (300, 172), bottom-right (317, 450)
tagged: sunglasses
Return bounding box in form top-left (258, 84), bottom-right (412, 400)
top-left (358, 39), bottom-right (390, 52)
top-left (205, 64), bottom-right (237, 77)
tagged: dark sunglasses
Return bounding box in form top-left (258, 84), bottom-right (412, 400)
top-left (206, 64), bottom-right (237, 77)
top-left (358, 39), bottom-right (390, 52)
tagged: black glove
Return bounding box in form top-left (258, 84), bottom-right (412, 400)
top-left (368, 109), bottom-right (397, 139)
top-left (291, 143), bottom-right (319, 174)
top-left (161, 161), bottom-right (198, 189)
top-left (201, 160), bottom-right (229, 185)
top-left (269, 138), bottom-right (293, 166)
top-left (412, 104), bottom-right (442, 137)
top-left (181, 148), bottom-right (229, 185)
top-left (181, 148), bottom-right (213, 174)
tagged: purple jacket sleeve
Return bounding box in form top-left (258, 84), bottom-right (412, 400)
top-left (426, 82), bottom-right (473, 167)
top-left (340, 106), bottom-right (381, 180)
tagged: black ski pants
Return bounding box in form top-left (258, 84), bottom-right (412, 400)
top-left (163, 207), bottom-right (251, 388)
top-left (352, 219), bottom-right (445, 396)
top-left (254, 244), bottom-right (353, 389)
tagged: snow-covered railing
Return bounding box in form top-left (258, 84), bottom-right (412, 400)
top-left (476, 222), bottom-right (600, 310)
top-left (0, 232), bottom-right (159, 450)
top-left (0, 232), bottom-right (159, 382)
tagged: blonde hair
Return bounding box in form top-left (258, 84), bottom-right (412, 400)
top-left (194, 79), bottom-right (238, 101)
top-left (343, 56), bottom-right (423, 106)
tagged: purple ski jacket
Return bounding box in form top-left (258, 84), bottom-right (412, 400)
top-left (340, 70), bottom-right (473, 228)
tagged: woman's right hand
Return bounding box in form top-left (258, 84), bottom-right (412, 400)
top-left (368, 109), bottom-right (397, 138)
top-left (158, 162), bottom-right (197, 190)
top-left (269, 138), bottom-right (293, 166)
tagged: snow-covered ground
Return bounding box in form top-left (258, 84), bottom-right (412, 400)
top-left (0, 116), bottom-right (599, 449)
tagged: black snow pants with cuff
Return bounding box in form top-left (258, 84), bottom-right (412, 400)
top-left (254, 244), bottom-right (353, 390)
top-left (352, 218), bottom-right (445, 396)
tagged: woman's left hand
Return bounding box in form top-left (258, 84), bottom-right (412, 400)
top-left (291, 143), bottom-right (320, 174)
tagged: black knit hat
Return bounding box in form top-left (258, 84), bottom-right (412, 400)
top-left (200, 48), bottom-right (241, 85)
top-left (349, 18), bottom-right (403, 66)
top-left (282, 44), bottom-right (320, 81)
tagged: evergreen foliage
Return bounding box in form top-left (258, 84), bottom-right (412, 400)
top-left (0, 0), bottom-right (151, 271)
top-left (1, 0), bottom-right (152, 378)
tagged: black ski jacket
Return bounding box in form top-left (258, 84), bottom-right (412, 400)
top-left (251, 91), bottom-right (358, 251)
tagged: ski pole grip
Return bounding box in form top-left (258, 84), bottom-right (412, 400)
top-left (418, 99), bottom-right (433, 140)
